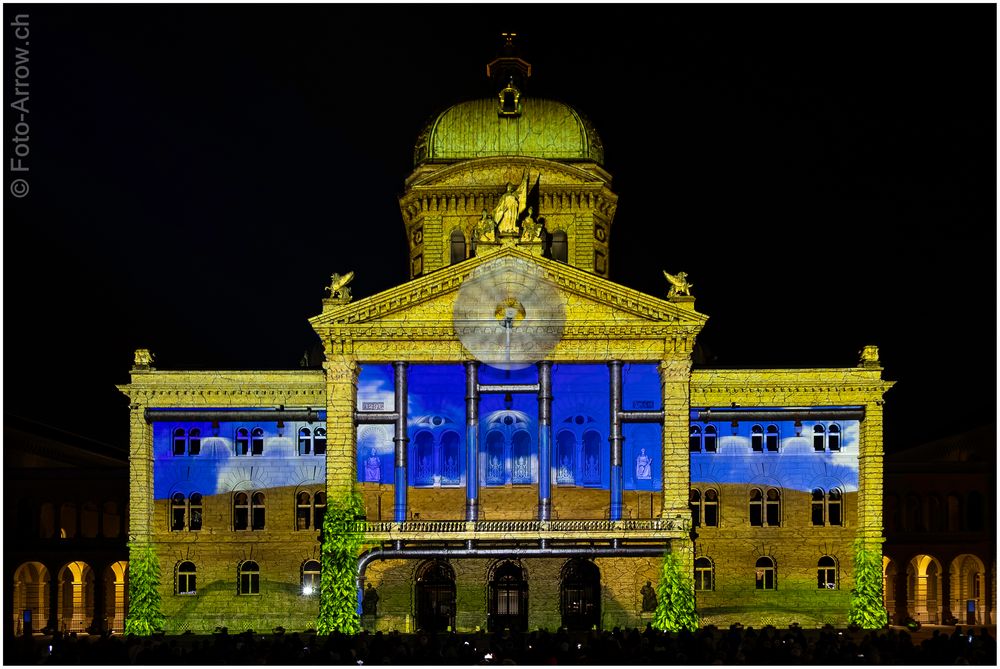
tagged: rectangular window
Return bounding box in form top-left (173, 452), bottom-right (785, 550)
top-left (812, 502), bottom-right (825, 526)
top-left (749, 503), bottom-right (763, 527)
top-left (178, 573), bottom-right (196, 595)
top-left (251, 436), bottom-right (264, 456)
top-left (828, 501), bottom-right (842, 526)
top-left (189, 507), bottom-right (202, 531)
top-left (756, 569), bottom-right (774, 590)
top-left (704, 502), bottom-right (718, 527)
top-left (765, 501), bottom-right (780, 527)
top-left (240, 573), bottom-right (259, 595)
top-left (171, 508), bottom-right (185, 532)
top-left (234, 508), bottom-right (248, 531)
top-left (251, 507), bottom-right (265, 530)
top-left (189, 436), bottom-right (200, 456)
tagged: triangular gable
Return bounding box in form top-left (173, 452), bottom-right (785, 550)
top-left (309, 246), bottom-right (707, 332)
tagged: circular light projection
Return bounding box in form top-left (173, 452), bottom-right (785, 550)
top-left (453, 257), bottom-right (565, 370)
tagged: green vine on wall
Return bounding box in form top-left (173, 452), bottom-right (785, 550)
top-left (124, 542), bottom-right (165, 636)
top-left (652, 550), bottom-right (699, 633)
top-left (848, 540), bottom-right (888, 629)
top-left (317, 488), bottom-right (366, 634)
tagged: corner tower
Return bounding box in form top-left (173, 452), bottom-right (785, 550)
top-left (400, 44), bottom-right (617, 279)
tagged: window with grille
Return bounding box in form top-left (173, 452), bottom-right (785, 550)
top-left (755, 557), bottom-right (775, 590)
top-left (177, 561), bottom-right (197, 595)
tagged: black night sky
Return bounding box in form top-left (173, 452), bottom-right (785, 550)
top-left (4, 5), bottom-right (996, 455)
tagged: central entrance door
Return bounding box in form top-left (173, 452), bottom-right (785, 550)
top-left (560, 558), bottom-right (601, 630)
top-left (488, 561), bottom-right (528, 632)
top-left (415, 561), bottom-right (456, 632)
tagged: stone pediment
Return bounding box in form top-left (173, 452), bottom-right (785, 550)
top-left (310, 247), bottom-right (707, 344)
top-left (406, 156), bottom-right (608, 190)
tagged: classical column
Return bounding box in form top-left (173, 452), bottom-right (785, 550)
top-left (608, 361), bottom-right (624, 521)
top-left (537, 361), bottom-right (553, 521)
top-left (47, 562), bottom-right (59, 633)
top-left (465, 362), bottom-right (480, 522)
top-left (325, 355), bottom-right (360, 498)
top-left (941, 566), bottom-right (953, 624)
top-left (659, 357), bottom-right (692, 522)
top-left (894, 559), bottom-right (909, 624)
top-left (392, 362), bottom-right (410, 522)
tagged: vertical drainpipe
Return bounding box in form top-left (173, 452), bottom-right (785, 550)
top-left (608, 360), bottom-right (623, 521)
top-left (537, 361), bottom-right (553, 521)
top-left (465, 361), bottom-right (480, 522)
top-left (393, 362), bottom-right (409, 522)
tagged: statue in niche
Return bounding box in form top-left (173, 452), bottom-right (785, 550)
top-left (519, 207), bottom-right (544, 242)
top-left (365, 449), bottom-right (381, 482)
top-left (585, 455), bottom-right (599, 482)
top-left (640, 581), bottom-right (657, 612)
top-left (635, 448), bottom-right (653, 481)
top-left (361, 583), bottom-right (379, 616)
top-left (443, 455), bottom-right (457, 480)
top-left (418, 456), bottom-right (432, 481)
top-left (514, 455), bottom-right (528, 481)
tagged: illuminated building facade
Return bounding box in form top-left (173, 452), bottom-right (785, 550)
top-left (118, 51), bottom-right (893, 633)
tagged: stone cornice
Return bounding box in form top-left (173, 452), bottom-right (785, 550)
top-left (310, 246), bottom-right (707, 332)
top-left (691, 368), bottom-right (894, 405)
top-left (117, 370), bottom-right (326, 405)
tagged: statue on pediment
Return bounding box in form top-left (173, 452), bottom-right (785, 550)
top-left (133, 348), bottom-right (155, 370)
top-left (493, 172), bottom-right (529, 235)
top-left (475, 208), bottom-right (497, 243)
top-left (663, 270), bottom-right (693, 298)
top-left (327, 271), bottom-right (354, 303)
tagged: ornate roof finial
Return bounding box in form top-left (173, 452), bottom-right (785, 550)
top-left (487, 32), bottom-right (531, 90)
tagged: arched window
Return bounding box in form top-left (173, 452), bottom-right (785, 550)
top-left (551, 230), bottom-right (568, 263)
top-left (302, 560), bottom-right (321, 595)
top-left (80, 502), bottom-right (99, 538)
top-left (947, 493), bottom-right (962, 531)
top-left (765, 425), bottom-right (779, 452)
top-left (755, 557), bottom-right (776, 590)
top-left (704, 425), bottom-right (718, 453)
top-left (314, 492), bottom-right (326, 529)
top-left (60, 502), bottom-right (77, 539)
top-left (703, 489), bottom-right (719, 527)
top-left (171, 493), bottom-right (186, 531)
top-left (440, 431), bottom-right (461, 485)
top-left (828, 424), bottom-right (841, 451)
top-left (298, 427), bottom-right (312, 456)
top-left (235, 428), bottom-right (250, 456)
top-left (827, 488), bottom-right (842, 526)
top-left (967, 491), bottom-right (984, 531)
top-left (238, 561), bottom-right (260, 595)
top-left (189, 493), bottom-right (203, 531)
top-left (817, 556), bottom-right (837, 589)
top-left (189, 428), bottom-right (201, 456)
top-left (314, 428), bottom-right (327, 455)
top-left (689, 426), bottom-right (702, 452)
top-left (102, 501), bottom-right (121, 538)
top-left (582, 430), bottom-right (601, 484)
top-left (39, 503), bottom-right (55, 539)
top-left (173, 428), bottom-right (187, 455)
top-left (749, 488), bottom-right (764, 526)
top-left (751, 425), bottom-right (764, 452)
top-left (694, 557), bottom-right (714, 591)
top-left (811, 488), bottom-right (825, 525)
top-left (233, 492), bottom-right (249, 530)
top-left (296, 491), bottom-right (312, 530)
top-left (906, 494), bottom-right (923, 532)
top-left (812, 424), bottom-right (825, 452)
top-left (251, 492), bottom-right (266, 530)
top-left (250, 427), bottom-right (264, 456)
top-left (512, 430), bottom-right (532, 484)
top-left (765, 488), bottom-right (781, 526)
top-left (450, 228), bottom-right (466, 265)
top-left (689, 489), bottom-right (701, 527)
top-left (177, 561), bottom-right (197, 595)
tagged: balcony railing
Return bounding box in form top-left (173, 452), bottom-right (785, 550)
top-left (351, 517), bottom-right (683, 536)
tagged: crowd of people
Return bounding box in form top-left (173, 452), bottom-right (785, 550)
top-left (7, 623), bottom-right (996, 665)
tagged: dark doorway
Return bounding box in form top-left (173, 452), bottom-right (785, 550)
top-left (488, 561), bottom-right (528, 632)
top-left (415, 561), bottom-right (456, 633)
top-left (560, 558), bottom-right (601, 630)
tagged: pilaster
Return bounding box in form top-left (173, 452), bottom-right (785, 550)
top-left (660, 357), bottom-right (692, 523)
top-left (128, 397), bottom-right (153, 542)
top-left (857, 399), bottom-right (885, 546)
top-left (325, 355), bottom-right (359, 498)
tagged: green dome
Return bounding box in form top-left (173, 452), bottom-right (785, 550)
top-left (414, 97), bottom-right (604, 166)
